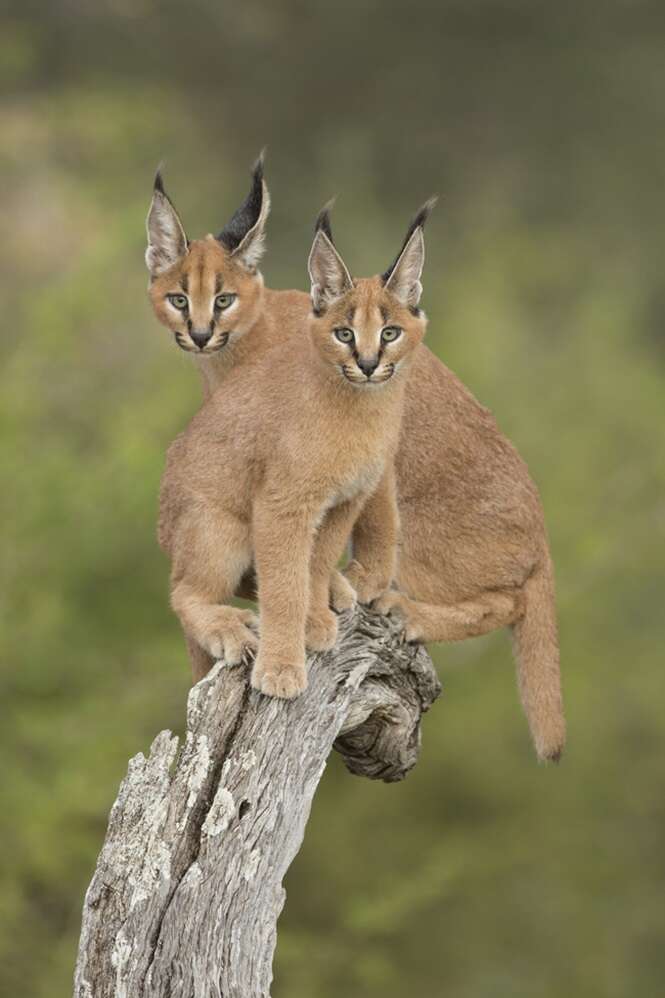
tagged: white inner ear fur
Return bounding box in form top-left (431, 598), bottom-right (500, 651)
top-left (146, 192), bottom-right (188, 277)
top-left (308, 230), bottom-right (353, 310)
top-left (231, 181), bottom-right (271, 271)
top-left (385, 227), bottom-right (425, 307)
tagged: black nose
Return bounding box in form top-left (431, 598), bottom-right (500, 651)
top-left (357, 355), bottom-right (379, 377)
top-left (190, 328), bottom-right (212, 350)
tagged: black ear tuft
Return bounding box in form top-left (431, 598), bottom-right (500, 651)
top-left (314, 198), bottom-right (336, 243)
top-left (217, 150), bottom-right (266, 252)
top-left (146, 167), bottom-right (188, 276)
top-left (381, 195), bottom-right (438, 284)
top-left (153, 167), bottom-right (166, 195)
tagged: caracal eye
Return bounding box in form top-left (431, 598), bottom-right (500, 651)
top-left (334, 327), bottom-right (354, 344)
top-left (168, 294), bottom-right (188, 311)
top-left (381, 325), bottom-right (402, 343)
top-left (215, 293), bottom-right (237, 310)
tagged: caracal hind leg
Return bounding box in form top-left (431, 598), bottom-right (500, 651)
top-left (235, 567), bottom-right (257, 602)
top-left (344, 467), bottom-right (399, 603)
top-left (374, 588), bottom-right (525, 643)
top-left (307, 497), bottom-right (367, 653)
top-left (184, 634), bottom-right (215, 684)
top-left (170, 509), bottom-right (258, 678)
top-left (329, 569), bottom-right (357, 613)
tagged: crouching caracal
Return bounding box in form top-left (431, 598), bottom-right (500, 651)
top-left (146, 155), bottom-right (358, 612)
top-left (157, 207), bottom-right (429, 697)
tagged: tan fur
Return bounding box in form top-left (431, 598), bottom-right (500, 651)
top-left (368, 347), bottom-right (565, 760)
top-left (147, 180), bottom-right (564, 760)
top-left (159, 269), bottom-right (424, 696)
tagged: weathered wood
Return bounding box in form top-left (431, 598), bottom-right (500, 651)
top-left (73, 608), bottom-right (441, 998)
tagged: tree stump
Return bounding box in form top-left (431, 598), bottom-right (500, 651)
top-left (73, 608), bottom-right (441, 998)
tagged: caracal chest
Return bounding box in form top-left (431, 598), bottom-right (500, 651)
top-left (316, 435), bottom-right (388, 517)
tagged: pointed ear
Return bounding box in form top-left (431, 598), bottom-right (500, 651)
top-left (145, 170), bottom-right (188, 278)
top-left (217, 151), bottom-right (270, 272)
top-left (382, 196), bottom-right (437, 308)
top-left (308, 202), bottom-right (353, 313)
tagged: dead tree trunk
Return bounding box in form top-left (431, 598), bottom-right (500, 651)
top-left (73, 608), bottom-right (441, 998)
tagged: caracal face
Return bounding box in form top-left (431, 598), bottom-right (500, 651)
top-left (146, 154), bottom-right (269, 356)
top-left (307, 201), bottom-right (434, 388)
top-left (149, 237), bottom-right (264, 355)
top-left (311, 276), bottom-right (426, 387)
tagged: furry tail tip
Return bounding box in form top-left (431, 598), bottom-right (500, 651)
top-left (512, 557), bottom-right (566, 764)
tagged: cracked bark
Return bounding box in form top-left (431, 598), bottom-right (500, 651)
top-left (73, 608), bottom-right (441, 998)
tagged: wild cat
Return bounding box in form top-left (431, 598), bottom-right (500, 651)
top-left (147, 159), bottom-right (564, 761)
top-left (157, 208), bottom-right (427, 696)
top-left (146, 156), bottom-right (358, 610)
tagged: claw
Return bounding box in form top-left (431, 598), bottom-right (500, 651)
top-left (200, 607), bottom-right (260, 666)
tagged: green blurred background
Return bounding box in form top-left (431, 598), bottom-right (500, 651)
top-left (2, 2), bottom-right (664, 995)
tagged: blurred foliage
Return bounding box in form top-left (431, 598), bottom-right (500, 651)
top-left (1, 1), bottom-right (664, 995)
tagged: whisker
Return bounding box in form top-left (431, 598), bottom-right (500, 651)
top-left (174, 332), bottom-right (195, 352)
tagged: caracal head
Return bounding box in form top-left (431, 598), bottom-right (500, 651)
top-left (145, 153), bottom-right (269, 355)
top-left (307, 198), bottom-right (436, 387)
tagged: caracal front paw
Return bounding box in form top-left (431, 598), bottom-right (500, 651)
top-left (329, 570), bottom-right (357, 613)
top-left (343, 559), bottom-right (392, 605)
top-left (251, 653), bottom-right (307, 699)
top-left (306, 607), bottom-right (339, 652)
top-left (200, 607), bottom-right (259, 666)
top-left (373, 591), bottom-right (424, 642)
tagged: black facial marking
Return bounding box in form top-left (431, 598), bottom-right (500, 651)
top-left (180, 274), bottom-right (188, 293)
top-left (380, 305), bottom-right (389, 324)
top-left (381, 195), bottom-right (437, 285)
top-left (217, 153), bottom-right (265, 252)
top-left (215, 273), bottom-right (223, 294)
top-left (346, 307), bottom-right (355, 325)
